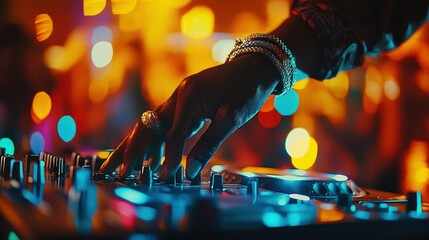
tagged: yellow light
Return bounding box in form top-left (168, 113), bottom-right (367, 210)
top-left (416, 168), bottom-right (429, 183)
top-left (212, 39), bottom-right (235, 63)
top-left (91, 41), bottom-right (113, 68)
top-left (323, 72), bottom-right (349, 98)
top-left (83, 0), bottom-right (106, 16)
top-left (384, 79), bottom-right (400, 100)
top-left (293, 78), bottom-right (309, 90)
top-left (98, 150), bottom-right (112, 159)
top-left (164, 0), bottom-right (191, 8)
top-left (89, 80), bottom-right (109, 103)
top-left (32, 91), bottom-right (52, 121)
top-left (111, 0), bottom-right (137, 15)
top-left (119, 11), bottom-right (142, 32)
top-left (266, 0), bottom-right (290, 30)
top-left (364, 66), bottom-right (383, 104)
top-left (44, 45), bottom-right (67, 71)
top-left (291, 137), bottom-right (318, 170)
top-left (181, 6), bottom-right (215, 39)
top-left (35, 14), bottom-right (53, 42)
top-left (285, 128), bottom-right (310, 158)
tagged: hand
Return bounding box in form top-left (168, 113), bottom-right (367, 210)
top-left (100, 53), bottom-right (281, 180)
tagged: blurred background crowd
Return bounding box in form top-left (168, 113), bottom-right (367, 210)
top-left (1, 0), bottom-right (429, 196)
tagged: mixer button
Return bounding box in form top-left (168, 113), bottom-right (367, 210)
top-left (29, 160), bottom-right (46, 185)
top-left (312, 183), bottom-right (328, 195)
top-left (10, 160), bottom-right (24, 184)
top-left (190, 172), bottom-right (201, 185)
top-left (340, 182), bottom-right (353, 195)
top-left (336, 193), bottom-right (353, 211)
top-left (407, 191), bottom-right (423, 214)
top-left (211, 173), bottom-right (224, 191)
top-left (247, 179), bottom-right (258, 196)
top-left (139, 166), bottom-right (153, 185)
top-left (1, 156), bottom-right (13, 180)
top-left (327, 182), bottom-right (340, 195)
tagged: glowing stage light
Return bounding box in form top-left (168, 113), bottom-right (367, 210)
top-left (32, 91), bottom-right (52, 121)
top-left (89, 79), bottom-right (109, 103)
top-left (291, 137), bottom-right (318, 170)
top-left (285, 128), bottom-right (310, 158)
top-left (260, 95), bottom-right (275, 113)
top-left (258, 109), bottom-right (281, 128)
top-left (212, 39), bottom-right (235, 63)
top-left (293, 78), bottom-right (309, 90)
top-left (365, 66), bottom-right (383, 104)
top-left (91, 41), bottom-right (113, 68)
top-left (181, 6), bottom-right (214, 39)
top-left (83, 0), bottom-right (106, 16)
top-left (384, 79), bottom-right (400, 100)
top-left (323, 72), bottom-right (349, 98)
top-left (57, 115), bottom-right (76, 143)
top-left (0, 138), bottom-right (15, 155)
top-left (30, 132), bottom-right (44, 154)
top-left (35, 14), bottom-right (53, 42)
top-left (111, 0), bottom-right (137, 15)
top-left (274, 89), bottom-right (299, 116)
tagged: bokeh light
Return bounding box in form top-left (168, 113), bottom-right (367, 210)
top-left (365, 66), bottom-right (383, 104)
top-left (30, 132), bottom-right (45, 154)
top-left (293, 78), bottom-right (309, 90)
top-left (35, 13), bottom-right (53, 42)
top-left (384, 79), bottom-right (400, 100)
top-left (0, 138), bottom-right (15, 155)
top-left (89, 79), bottom-right (109, 103)
top-left (212, 39), bottom-right (235, 63)
top-left (32, 91), bottom-right (52, 121)
top-left (274, 89), bottom-right (299, 116)
top-left (181, 6), bottom-right (215, 39)
top-left (260, 95), bottom-right (275, 112)
top-left (291, 137), bottom-right (318, 170)
top-left (285, 128), bottom-right (310, 158)
top-left (323, 72), bottom-right (349, 98)
top-left (91, 41), bottom-right (113, 68)
top-left (258, 108), bottom-right (281, 128)
top-left (57, 115), bottom-right (77, 142)
top-left (44, 45), bottom-right (67, 71)
top-left (111, 0), bottom-right (137, 15)
top-left (83, 0), bottom-right (106, 16)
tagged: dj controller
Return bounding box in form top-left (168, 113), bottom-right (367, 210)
top-left (1, 150), bottom-right (429, 240)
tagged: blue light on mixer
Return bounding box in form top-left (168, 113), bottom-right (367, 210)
top-left (262, 210), bottom-right (283, 227)
top-left (57, 115), bottom-right (76, 142)
top-left (0, 137), bottom-right (14, 155)
top-left (274, 89), bottom-right (299, 116)
top-left (136, 206), bottom-right (157, 221)
top-left (30, 132), bottom-right (44, 154)
top-left (115, 187), bottom-right (149, 205)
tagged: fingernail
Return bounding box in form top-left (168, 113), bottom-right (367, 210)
top-left (159, 165), bottom-right (169, 180)
top-left (186, 161), bottom-right (202, 180)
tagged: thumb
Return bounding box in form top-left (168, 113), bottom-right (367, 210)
top-left (186, 110), bottom-right (239, 180)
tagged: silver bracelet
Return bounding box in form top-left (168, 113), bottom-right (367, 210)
top-left (226, 33), bottom-right (296, 95)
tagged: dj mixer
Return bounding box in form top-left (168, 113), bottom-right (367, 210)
top-left (1, 150), bottom-right (429, 240)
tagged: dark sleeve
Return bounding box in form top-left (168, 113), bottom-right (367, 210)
top-left (291, 0), bottom-right (429, 80)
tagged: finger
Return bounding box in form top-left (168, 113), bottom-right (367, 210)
top-left (186, 109), bottom-right (238, 180)
top-left (159, 82), bottom-right (196, 180)
top-left (119, 121), bottom-right (152, 178)
top-left (99, 132), bottom-right (130, 174)
top-left (147, 142), bottom-right (164, 172)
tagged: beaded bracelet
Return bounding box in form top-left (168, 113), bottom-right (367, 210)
top-left (226, 33), bottom-right (296, 95)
